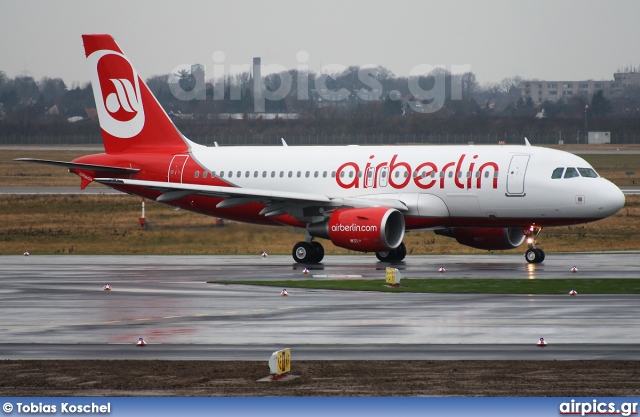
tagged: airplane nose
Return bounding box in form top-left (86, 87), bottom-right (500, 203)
top-left (599, 180), bottom-right (625, 217)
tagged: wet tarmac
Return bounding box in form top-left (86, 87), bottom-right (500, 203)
top-left (1, 254), bottom-right (640, 360)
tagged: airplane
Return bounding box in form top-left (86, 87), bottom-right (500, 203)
top-left (17, 34), bottom-right (626, 265)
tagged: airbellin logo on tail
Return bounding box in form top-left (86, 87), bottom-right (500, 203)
top-left (87, 50), bottom-right (145, 138)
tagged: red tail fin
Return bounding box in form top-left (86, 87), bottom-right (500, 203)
top-left (82, 34), bottom-right (188, 154)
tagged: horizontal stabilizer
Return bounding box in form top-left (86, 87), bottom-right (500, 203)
top-left (15, 158), bottom-right (140, 174)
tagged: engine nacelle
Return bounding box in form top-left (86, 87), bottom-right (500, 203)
top-left (436, 227), bottom-right (526, 250)
top-left (308, 207), bottom-right (405, 252)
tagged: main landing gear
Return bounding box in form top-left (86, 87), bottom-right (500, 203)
top-left (291, 239), bottom-right (408, 264)
top-left (524, 225), bottom-right (545, 264)
top-left (292, 241), bottom-right (325, 264)
top-left (375, 242), bottom-right (407, 262)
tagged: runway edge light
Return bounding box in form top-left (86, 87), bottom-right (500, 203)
top-left (103, 283), bottom-right (112, 291)
top-left (262, 251), bottom-right (268, 258)
top-left (438, 266), bottom-right (446, 273)
top-left (136, 337), bottom-right (146, 347)
top-left (302, 267), bottom-right (309, 275)
top-left (571, 266), bottom-right (578, 273)
top-left (537, 337), bottom-right (547, 347)
top-left (281, 288), bottom-right (288, 296)
top-left (569, 288), bottom-right (577, 296)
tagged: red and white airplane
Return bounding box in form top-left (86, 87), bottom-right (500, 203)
top-left (19, 34), bottom-right (625, 264)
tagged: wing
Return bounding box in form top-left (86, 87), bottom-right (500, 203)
top-left (95, 178), bottom-right (408, 222)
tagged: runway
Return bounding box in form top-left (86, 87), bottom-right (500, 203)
top-left (1, 254), bottom-right (640, 360)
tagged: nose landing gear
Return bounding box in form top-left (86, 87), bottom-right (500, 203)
top-left (524, 225), bottom-right (545, 264)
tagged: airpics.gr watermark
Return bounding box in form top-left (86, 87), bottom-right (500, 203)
top-left (3, 401), bottom-right (111, 414)
top-left (168, 50), bottom-right (472, 113)
top-left (559, 399), bottom-right (638, 416)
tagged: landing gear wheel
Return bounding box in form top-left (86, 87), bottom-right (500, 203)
top-left (376, 242), bottom-right (407, 262)
top-left (311, 242), bottom-right (324, 263)
top-left (376, 251), bottom-right (392, 262)
top-left (292, 241), bottom-right (324, 264)
top-left (394, 242), bottom-right (407, 261)
top-left (525, 248), bottom-right (544, 264)
top-left (292, 242), bottom-right (314, 263)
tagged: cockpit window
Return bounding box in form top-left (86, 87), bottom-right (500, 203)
top-left (577, 167), bottom-right (598, 178)
top-left (564, 167), bottom-right (579, 178)
top-left (551, 167), bottom-right (564, 179)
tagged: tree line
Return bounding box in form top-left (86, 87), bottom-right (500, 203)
top-left (1, 67), bottom-right (639, 143)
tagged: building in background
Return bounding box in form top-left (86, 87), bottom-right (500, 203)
top-left (520, 71), bottom-right (640, 103)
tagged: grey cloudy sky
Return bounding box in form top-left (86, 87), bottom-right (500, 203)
top-left (1, 0), bottom-right (639, 86)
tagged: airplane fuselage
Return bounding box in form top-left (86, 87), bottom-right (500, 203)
top-left (75, 143), bottom-right (624, 230)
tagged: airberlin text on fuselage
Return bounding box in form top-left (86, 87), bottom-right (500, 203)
top-left (335, 153), bottom-right (499, 190)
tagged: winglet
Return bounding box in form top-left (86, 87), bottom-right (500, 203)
top-left (281, 138), bottom-right (288, 147)
top-left (524, 137), bottom-right (531, 146)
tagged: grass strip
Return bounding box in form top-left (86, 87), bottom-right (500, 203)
top-left (213, 278), bottom-right (640, 294)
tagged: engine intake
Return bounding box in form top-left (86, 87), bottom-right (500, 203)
top-left (308, 207), bottom-right (405, 252)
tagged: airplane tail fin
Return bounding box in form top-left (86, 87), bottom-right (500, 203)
top-left (82, 34), bottom-right (189, 154)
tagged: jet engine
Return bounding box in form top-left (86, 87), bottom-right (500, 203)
top-left (308, 207), bottom-right (405, 252)
top-left (435, 227), bottom-right (526, 250)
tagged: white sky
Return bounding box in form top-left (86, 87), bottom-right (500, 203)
top-left (1, 0), bottom-right (639, 87)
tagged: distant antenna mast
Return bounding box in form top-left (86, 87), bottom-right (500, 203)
top-left (19, 62), bottom-right (33, 77)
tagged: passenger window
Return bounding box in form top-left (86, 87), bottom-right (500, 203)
top-left (349, 171), bottom-right (354, 178)
top-left (314, 171), bottom-right (319, 178)
top-left (564, 167), bottom-right (579, 178)
top-left (203, 171), bottom-right (208, 178)
top-left (288, 171), bottom-right (293, 178)
top-left (357, 171), bottom-right (362, 178)
top-left (323, 171), bottom-right (327, 178)
top-left (494, 171), bottom-right (499, 178)
top-left (254, 171), bottom-right (258, 178)
top-left (271, 171), bottom-right (275, 178)
top-left (245, 171), bottom-right (250, 178)
top-left (475, 172), bottom-right (480, 178)
top-left (195, 171), bottom-right (199, 178)
top-left (237, 171), bottom-right (241, 177)
top-left (448, 172), bottom-right (453, 178)
top-left (394, 171), bottom-right (399, 178)
top-left (280, 171), bottom-right (284, 178)
top-left (578, 167), bottom-right (598, 178)
top-left (440, 172), bottom-right (445, 178)
top-left (212, 171), bottom-right (216, 177)
top-left (331, 171), bottom-right (336, 178)
top-left (228, 171), bottom-right (233, 178)
top-left (220, 171), bottom-right (225, 178)
top-left (297, 171), bottom-right (301, 178)
top-left (382, 171), bottom-right (387, 178)
top-left (457, 171), bottom-right (462, 178)
top-left (262, 171), bottom-right (267, 178)
top-left (305, 171), bottom-right (310, 178)
top-left (551, 167), bottom-right (564, 179)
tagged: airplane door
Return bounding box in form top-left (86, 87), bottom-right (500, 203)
top-left (378, 166), bottom-right (389, 187)
top-left (506, 155), bottom-right (530, 196)
top-left (365, 167), bottom-right (375, 188)
top-left (168, 155), bottom-right (189, 183)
